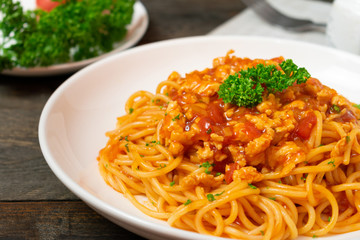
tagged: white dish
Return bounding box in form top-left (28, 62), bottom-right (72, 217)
top-left (38, 36), bottom-right (360, 240)
top-left (1, 0), bottom-right (148, 76)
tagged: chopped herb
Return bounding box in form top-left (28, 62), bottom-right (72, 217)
top-left (328, 216), bottom-right (331, 222)
top-left (156, 99), bottom-right (160, 103)
top-left (331, 104), bottom-right (341, 113)
top-left (119, 136), bottom-right (124, 141)
top-left (184, 199), bottom-right (192, 206)
top-left (260, 230), bottom-right (264, 236)
top-left (170, 181), bottom-right (175, 186)
top-left (217, 59), bottom-right (310, 108)
top-left (206, 128), bottom-right (212, 134)
top-left (149, 140), bottom-right (161, 145)
top-left (105, 163), bottom-right (108, 168)
top-left (199, 161), bottom-right (214, 174)
top-left (165, 92), bottom-right (169, 96)
top-left (301, 173), bottom-right (308, 181)
top-left (312, 234), bottom-right (317, 238)
top-left (304, 161), bottom-right (309, 165)
top-left (140, 154), bottom-right (144, 157)
top-left (318, 144), bottom-right (324, 147)
top-left (125, 136), bottom-right (129, 142)
top-left (172, 114), bottom-right (181, 121)
top-left (328, 159), bottom-right (336, 167)
top-left (269, 197), bottom-right (276, 201)
top-left (215, 172), bottom-right (222, 176)
top-left (159, 106), bottom-right (163, 109)
top-left (165, 112), bottom-right (168, 116)
top-left (207, 194), bottom-right (216, 202)
top-left (157, 164), bottom-right (167, 169)
top-left (125, 143), bottom-right (129, 152)
top-left (354, 104), bottom-right (360, 109)
top-left (129, 108), bottom-right (134, 114)
top-left (215, 191), bottom-right (224, 196)
top-left (151, 99), bottom-right (155, 103)
top-left (346, 135), bottom-right (351, 143)
top-left (248, 183), bottom-right (257, 189)
top-left (145, 143), bottom-right (149, 147)
top-left (278, 180), bottom-right (282, 184)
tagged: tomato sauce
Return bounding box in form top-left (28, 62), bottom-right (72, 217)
top-left (160, 53), bottom-right (360, 182)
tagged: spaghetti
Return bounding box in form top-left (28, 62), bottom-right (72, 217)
top-left (98, 51), bottom-right (360, 239)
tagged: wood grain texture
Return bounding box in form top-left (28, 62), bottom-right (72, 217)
top-left (0, 76), bottom-right (78, 201)
top-left (0, 201), bottom-right (146, 240)
top-left (138, 0), bottom-right (244, 43)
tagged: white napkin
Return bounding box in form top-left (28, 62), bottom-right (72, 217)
top-left (208, 0), bottom-right (333, 46)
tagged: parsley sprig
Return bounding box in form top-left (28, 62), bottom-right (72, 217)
top-left (218, 59), bottom-right (310, 108)
top-left (0, 0), bottom-right (134, 71)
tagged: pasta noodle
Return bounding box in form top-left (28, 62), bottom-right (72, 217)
top-left (97, 51), bottom-right (360, 239)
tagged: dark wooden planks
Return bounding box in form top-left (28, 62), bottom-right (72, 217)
top-left (138, 0), bottom-right (245, 43)
top-left (0, 201), bottom-right (146, 240)
top-left (0, 76), bottom-right (77, 201)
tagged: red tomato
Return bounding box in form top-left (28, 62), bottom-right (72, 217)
top-left (208, 102), bottom-right (225, 124)
top-left (225, 163), bottom-right (238, 184)
top-left (36, 0), bottom-right (65, 12)
top-left (198, 117), bottom-right (213, 134)
top-left (295, 112), bottom-right (317, 140)
top-left (243, 122), bottom-right (262, 140)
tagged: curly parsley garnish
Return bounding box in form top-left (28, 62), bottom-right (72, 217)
top-left (353, 104), bottom-right (360, 109)
top-left (218, 59), bottom-right (310, 108)
top-left (0, 0), bottom-right (135, 71)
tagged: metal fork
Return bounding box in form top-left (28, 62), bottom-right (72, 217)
top-left (241, 0), bottom-right (326, 32)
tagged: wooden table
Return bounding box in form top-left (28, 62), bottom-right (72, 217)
top-left (0, 1), bottom-right (245, 239)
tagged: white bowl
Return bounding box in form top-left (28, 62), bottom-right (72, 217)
top-left (39, 36), bottom-right (360, 240)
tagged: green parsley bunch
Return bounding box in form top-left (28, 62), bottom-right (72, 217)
top-left (218, 59), bottom-right (311, 108)
top-left (0, 0), bottom-right (135, 71)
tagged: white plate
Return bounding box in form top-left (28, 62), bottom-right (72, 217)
top-left (1, 0), bottom-right (148, 76)
top-left (38, 36), bottom-right (360, 240)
